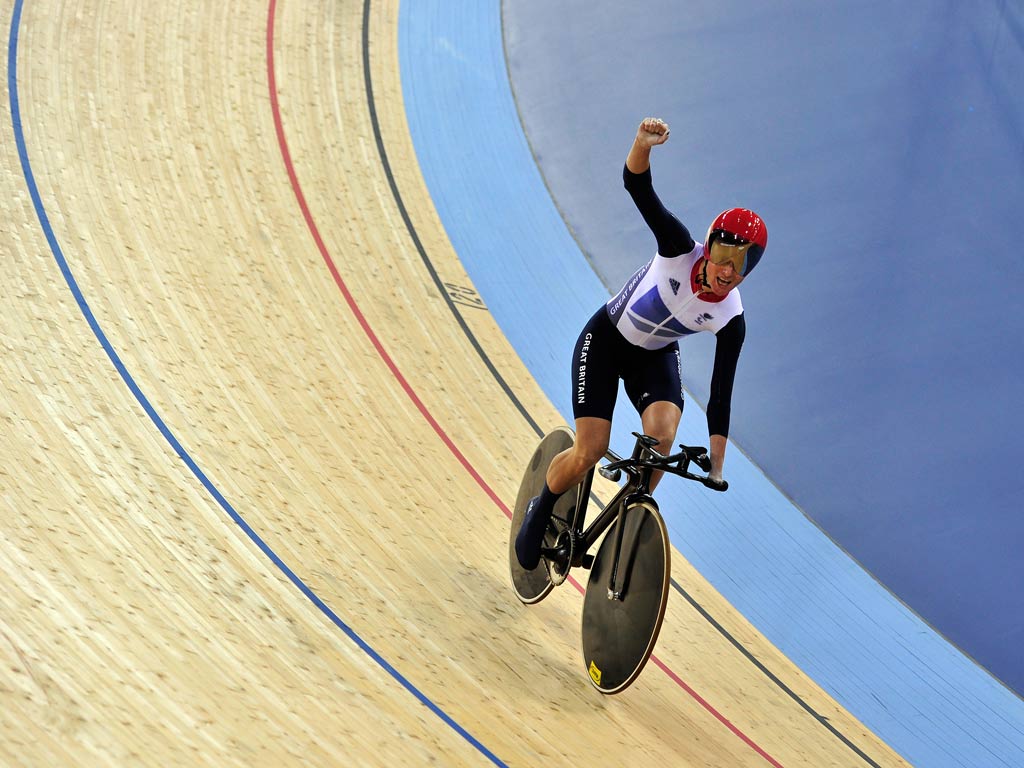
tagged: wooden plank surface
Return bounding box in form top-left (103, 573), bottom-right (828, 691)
top-left (1, 1), bottom-right (908, 765)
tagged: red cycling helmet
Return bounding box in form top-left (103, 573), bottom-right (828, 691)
top-left (704, 208), bottom-right (767, 277)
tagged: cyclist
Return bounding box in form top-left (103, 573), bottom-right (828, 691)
top-left (516, 117), bottom-right (767, 570)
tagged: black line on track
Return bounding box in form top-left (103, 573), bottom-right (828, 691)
top-left (360, 2), bottom-right (879, 765)
top-left (359, 3), bottom-right (542, 440)
top-left (672, 577), bottom-right (881, 766)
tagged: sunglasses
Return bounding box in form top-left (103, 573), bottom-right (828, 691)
top-left (707, 230), bottom-right (756, 275)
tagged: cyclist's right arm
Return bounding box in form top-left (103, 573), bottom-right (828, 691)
top-left (623, 119), bottom-right (695, 258)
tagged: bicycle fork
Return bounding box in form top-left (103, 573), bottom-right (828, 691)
top-left (607, 496), bottom-right (650, 601)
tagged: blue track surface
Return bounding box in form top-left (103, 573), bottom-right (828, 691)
top-left (398, 1), bottom-right (1024, 765)
top-left (502, 0), bottom-right (1024, 699)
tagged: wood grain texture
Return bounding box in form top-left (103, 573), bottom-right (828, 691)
top-left (1, 1), bottom-right (907, 765)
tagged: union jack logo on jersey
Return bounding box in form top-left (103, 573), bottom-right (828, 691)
top-left (626, 287), bottom-right (695, 338)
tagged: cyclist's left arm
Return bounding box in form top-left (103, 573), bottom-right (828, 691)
top-left (707, 313), bottom-right (746, 482)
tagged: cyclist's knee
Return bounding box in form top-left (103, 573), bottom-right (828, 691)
top-left (641, 404), bottom-right (680, 451)
top-left (573, 417), bottom-right (611, 467)
top-left (572, 436), bottom-right (608, 469)
top-left (649, 431), bottom-right (676, 451)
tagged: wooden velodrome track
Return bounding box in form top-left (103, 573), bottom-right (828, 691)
top-left (1, 1), bottom-right (911, 766)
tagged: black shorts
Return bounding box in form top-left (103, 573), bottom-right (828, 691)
top-left (571, 307), bottom-right (685, 421)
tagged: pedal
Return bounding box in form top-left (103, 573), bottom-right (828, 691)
top-left (581, 554), bottom-right (595, 569)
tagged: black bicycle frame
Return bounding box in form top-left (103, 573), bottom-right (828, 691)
top-left (567, 442), bottom-right (656, 576)
top-left (563, 433), bottom-right (716, 599)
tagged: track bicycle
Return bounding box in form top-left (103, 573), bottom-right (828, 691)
top-left (508, 427), bottom-right (726, 694)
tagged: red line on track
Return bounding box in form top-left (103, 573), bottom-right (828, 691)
top-left (266, 3), bottom-right (781, 765)
top-left (266, 1), bottom-right (507, 519)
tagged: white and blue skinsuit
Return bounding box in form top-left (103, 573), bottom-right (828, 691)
top-left (571, 165), bottom-right (745, 440)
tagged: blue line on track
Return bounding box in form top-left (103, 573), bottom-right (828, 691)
top-left (7, 2), bottom-right (505, 764)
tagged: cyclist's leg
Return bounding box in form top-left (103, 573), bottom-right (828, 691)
top-left (626, 343), bottom-right (684, 491)
top-left (514, 418), bottom-right (611, 570)
top-left (640, 401), bottom-right (681, 492)
top-left (551, 306), bottom-right (620, 493)
top-left (546, 416), bottom-right (611, 494)
top-left (516, 308), bottom-right (618, 570)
